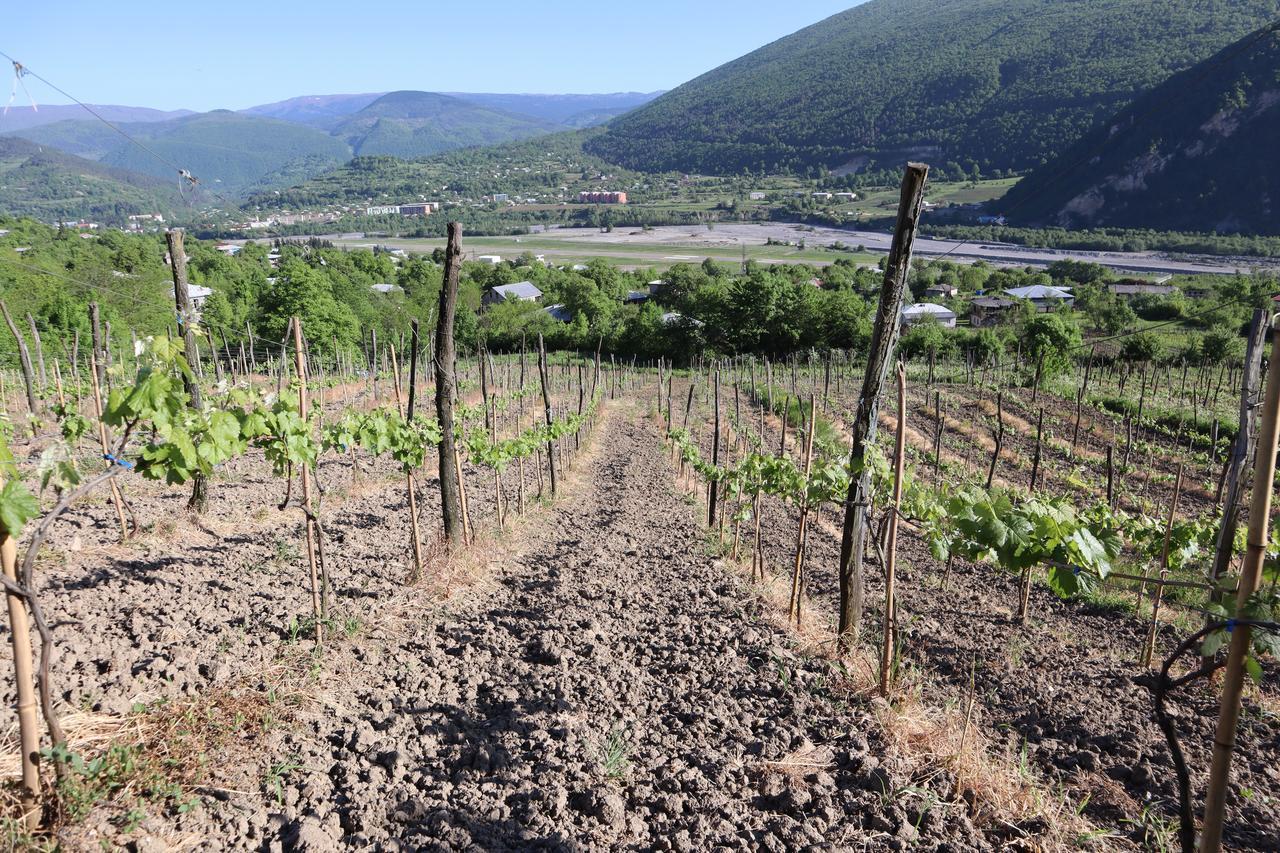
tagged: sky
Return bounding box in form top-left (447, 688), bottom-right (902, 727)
top-left (5, 1), bottom-right (862, 112)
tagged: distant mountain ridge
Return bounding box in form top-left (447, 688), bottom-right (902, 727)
top-left (332, 91), bottom-right (562, 158)
top-left (0, 104), bottom-right (193, 133)
top-left (586, 0), bottom-right (1280, 175)
top-left (1000, 22), bottom-right (1280, 235)
top-left (440, 91), bottom-right (662, 125)
top-left (238, 93), bottom-right (386, 129)
top-left (2, 88), bottom-right (653, 204)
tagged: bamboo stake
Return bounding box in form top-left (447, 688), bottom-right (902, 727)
top-left (788, 396), bottom-right (818, 624)
top-left (291, 318), bottom-right (324, 644)
top-left (881, 363), bottom-right (906, 697)
top-left (2, 532), bottom-right (40, 829)
top-left (1200, 320), bottom-right (1280, 853)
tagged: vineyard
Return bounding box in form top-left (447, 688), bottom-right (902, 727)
top-left (0, 207), bottom-right (1276, 853)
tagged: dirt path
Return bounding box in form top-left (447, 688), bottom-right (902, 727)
top-left (137, 404), bottom-right (994, 851)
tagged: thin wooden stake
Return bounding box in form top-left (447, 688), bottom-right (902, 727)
top-left (881, 363), bottom-right (906, 697)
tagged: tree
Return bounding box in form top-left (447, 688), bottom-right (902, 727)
top-left (1120, 332), bottom-right (1162, 364)
top-left (899, 320), bottom-right (952, 361)
top-left (1023, 313), bottom-right (1083, 380)
top-left (257, 259), bottom-right (358, 353)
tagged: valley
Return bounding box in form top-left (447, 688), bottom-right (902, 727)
top-left (297, 222), bottom-right (1275, 277)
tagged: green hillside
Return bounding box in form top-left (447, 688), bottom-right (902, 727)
top-left (242, 130), bottom-right (622, 210)
top-left (586, 0), bottom-right (1280, 175)
top-left (0, 137), bottom-right (181, 223)
top-left (99, 111), bottom-right (351, 195)
top-left (999, 23), bottom-right (1280, 235)
top-left (334, 91), bottom-right (563, 159)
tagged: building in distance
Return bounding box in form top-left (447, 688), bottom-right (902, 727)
top-left (578, 191), bottom-right (628, 204)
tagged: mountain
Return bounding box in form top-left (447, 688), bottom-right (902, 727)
top-left (585, 0), bottom-right (1280, 176)
top-left (1000, 23), bottom-right (1280, 235)
top-left (332, 91), bottom-right (562, 159)
top-left (239, 93), bottom-right (386, 129)
top-left (0, 104), bottom-right (192, 133)
top-left (96, 112), bottom-right (351, 195)
top-left (443, 92), bottom-right (663, 125)
top-left (0, 136), bottom-right (180, 223)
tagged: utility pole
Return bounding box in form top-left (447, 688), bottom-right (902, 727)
top-left (166, 230), bottom-right (208, 513)
top-left (836, 162), bottom-right (929, 647)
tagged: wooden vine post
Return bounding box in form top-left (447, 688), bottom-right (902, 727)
top-left (89, 350), bottom-right (130, 541)
top-left (709, 367), bottom-right (721, 526)
top-left (837, 161), bottom-right (929, 646)
top-left (1206, 309), bottom-right (1267, 630)
top-left (435, 224), bottom-right (465, 545)
top-left (1029, 407), bottom-right (1044, 491)
top-left (0, 301), bottom-right (38, 417)
top-left (1200, 316), bottom-right (1280, 853)
top-left (2, 522), bottom-right (40, 829)
top-left (985, 391), bottom-right (1004, 489)
top-left (881, 363), bottom-right (907, 697)
top-left (166, 230), bottom-right (209, 513)
top-left (538, 334), bottom-right (558, 496)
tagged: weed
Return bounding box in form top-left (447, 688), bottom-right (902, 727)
top-left (43, 742), bottom-right (190, 826)
top-left (1123, 801), bottom-right (1179, 852)
top-left (271, 536), bottom-right (300, 565)
top-left (263, 755), bottom-right (303, 804)
top-left (769, 650), bottom-right (794, 691)
top-left (598, 726), bottom-right (632, 780)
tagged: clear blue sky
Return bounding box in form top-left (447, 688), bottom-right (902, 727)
top-left (5, 1), bottom-right (862, 111)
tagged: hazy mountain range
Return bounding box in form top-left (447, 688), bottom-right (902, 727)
top-left (0, 89), bottom-right (663, 200)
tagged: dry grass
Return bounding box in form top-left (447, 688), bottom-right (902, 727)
top-left (759, 742), bottom-right (836, 781)
top-left (873, 677), bottom-right (1113, 849)
top-left (0, 683), bottom-right (295, 849)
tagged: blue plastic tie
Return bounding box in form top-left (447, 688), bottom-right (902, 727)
top-left (1226, 619), bottom-right (1237, 633)
top-left (103, 453), bottom-right (134, 470)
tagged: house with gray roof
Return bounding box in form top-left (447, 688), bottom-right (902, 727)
top-left (900, 303), bottom-right (957, 328)
top-left (482, 281), bottom-right (542, 307)
top-left (1004, 284), bottom-right (1075, 311)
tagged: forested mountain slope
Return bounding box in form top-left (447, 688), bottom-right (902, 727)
top-left (99, 112), bottom-right (352, 195)
top-left (999, 23), bottom-right (1280, 235)
top-left (586, 0), bottom-right (1280, 175)
top-left (0, 137), bottom-right (180, 223)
